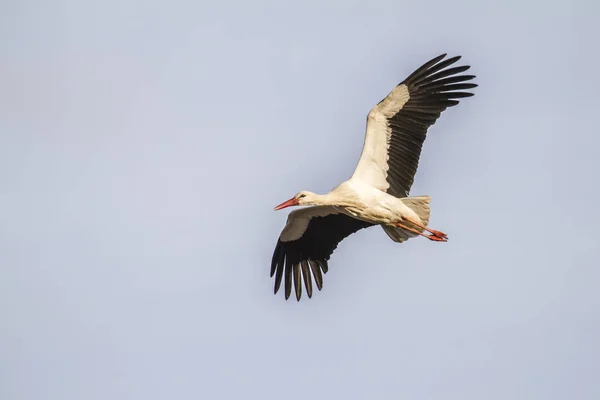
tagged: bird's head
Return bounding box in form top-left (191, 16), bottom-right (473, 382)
top-left (273, 191), bottom-right (318, 210)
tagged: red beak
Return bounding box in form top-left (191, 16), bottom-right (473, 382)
top-left (274, 197), bottom-right (299, 211)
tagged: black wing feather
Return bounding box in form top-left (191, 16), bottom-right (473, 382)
top-left (271, 213), bottom-right (373, 301)
top-left (383, 54), bottom-right (477, 198)
top-left (300, 261), bottom-right (313, 298)
top-left (308, 260), bottom-right (323, 291)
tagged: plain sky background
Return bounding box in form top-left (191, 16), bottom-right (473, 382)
top-left (1, 0), bottom-right (599, 399)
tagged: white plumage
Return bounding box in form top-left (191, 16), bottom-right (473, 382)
top-left (352, 84), bottom-right (410, 190)
top-left (271, 53), bottom-right (477, 301)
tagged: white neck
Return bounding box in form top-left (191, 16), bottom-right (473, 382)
top-left (306, 190), bottom-right (356, 208)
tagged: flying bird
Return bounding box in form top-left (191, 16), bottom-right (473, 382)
top-left (270, 53), bottom-right (477, 301)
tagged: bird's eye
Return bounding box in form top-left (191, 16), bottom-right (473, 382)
top-left (298, 194), bottom-right (306, 199)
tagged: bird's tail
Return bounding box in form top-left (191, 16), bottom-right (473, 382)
top-left (401, 195), bottom-right (431, 227)
top-left (381, 195), bottom-right (431, 243)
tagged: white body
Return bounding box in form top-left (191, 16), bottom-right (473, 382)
top-left (329, 180), bottom-right (422, 224)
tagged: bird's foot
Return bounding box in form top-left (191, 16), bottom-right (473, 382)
top-left (428, 229), bottom-right (448, 240)
top-left (426, 233), bottom-right (448, 242)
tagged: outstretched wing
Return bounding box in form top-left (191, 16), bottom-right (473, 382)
top-left (271, 206), bottom-right (374, 301)
top-left (351, 53), bottom-right (477, 198)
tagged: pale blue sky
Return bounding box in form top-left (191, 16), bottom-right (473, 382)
top-left (1, 1), bottom-right (599, 399)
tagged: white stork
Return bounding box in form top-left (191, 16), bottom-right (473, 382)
top-left (271, 53), bottom-right (477, 301)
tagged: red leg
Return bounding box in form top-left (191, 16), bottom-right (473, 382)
top-left (394, 221), bottom-right (448, 242)
top-left (400, 218), bottom-right (448, 239)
